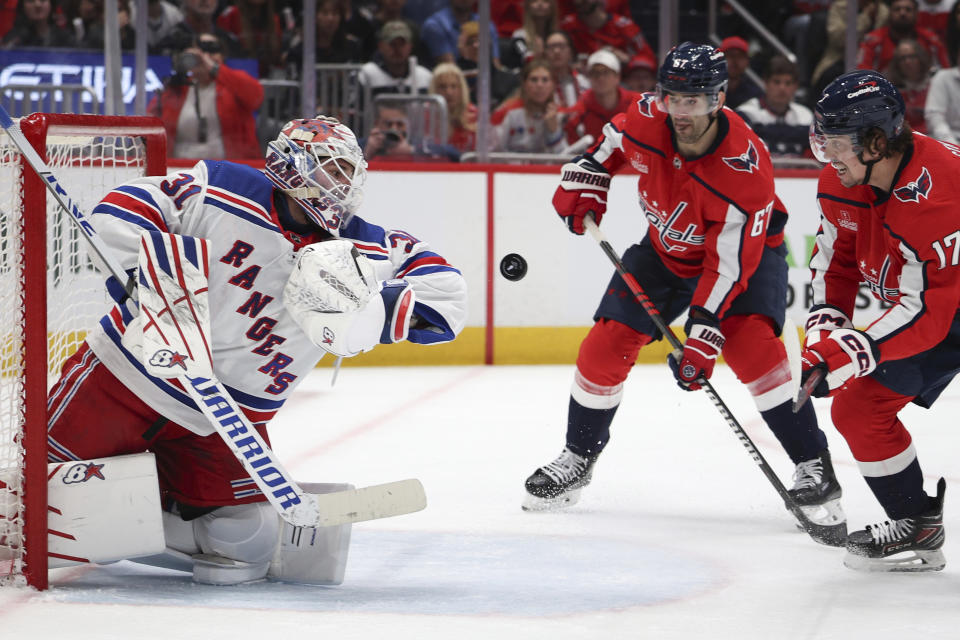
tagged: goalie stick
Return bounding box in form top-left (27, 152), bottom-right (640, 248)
top-left (583, 215), bottom-right (845, 547)
top-left (0, 106), bottom-right (426, 529)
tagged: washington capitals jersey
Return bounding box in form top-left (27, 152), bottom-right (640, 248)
top-left (84, 160), bottom-right (467, 436)
top-left (587, 93), bottom-right (784, 319)
top-left (811, 133), bottom-right (960, 362)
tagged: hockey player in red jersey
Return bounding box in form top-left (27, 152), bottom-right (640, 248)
top-left (44, 116), bottom-right (467, 584)
top-left (802, 69), bottom-right (952, 571)
top-left (522, 42), bottom-right (846, 544)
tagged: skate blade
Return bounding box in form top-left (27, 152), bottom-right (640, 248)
top-left (521, 488), bottom-right (581, 512)
top-left (791, 498), bottom-right (846, 527)
top-left (843, 548), bottom-right (946, 572)
top-left (791, 500), bottom-right (848, 546)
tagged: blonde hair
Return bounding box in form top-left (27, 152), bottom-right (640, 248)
top-left (430, 63), bottom-right (474, 131)
top-left (521, 0), bottom-right (557, 47)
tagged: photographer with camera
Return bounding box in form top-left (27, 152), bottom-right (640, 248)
top-left (149, 32), bottom-right (263, 159)
top-left (363, 100), bottom-right (461, 161)
top-left (364, 102), bottom-right (416, 159)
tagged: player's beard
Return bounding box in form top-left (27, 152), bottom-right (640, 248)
top-left (673, 115), bottom-right (712, 146)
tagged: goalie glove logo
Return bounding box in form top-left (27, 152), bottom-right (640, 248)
top-left (321, 326), bottom-right (335, 346)
top-left (149, 348), bottom-right (188, 370)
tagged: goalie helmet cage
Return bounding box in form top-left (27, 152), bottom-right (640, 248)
top-left (0, 113), bottom-right (166, 590)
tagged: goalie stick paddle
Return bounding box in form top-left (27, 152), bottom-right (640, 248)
top-left (583, 215), bottom-right (845, 547)
top-left (0, 105), bottom-right (427, 529)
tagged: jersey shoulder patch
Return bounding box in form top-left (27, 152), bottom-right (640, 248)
top-left (203, 161), bottom-right (275, 211)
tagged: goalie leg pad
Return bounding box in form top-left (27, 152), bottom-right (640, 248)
top-left (44, 453), bottom-right (166, 568)
top-left (268, 483), bottom-right (354, 585)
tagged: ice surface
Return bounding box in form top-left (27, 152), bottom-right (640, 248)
top-left (1, 364), bottom-right (958, 639)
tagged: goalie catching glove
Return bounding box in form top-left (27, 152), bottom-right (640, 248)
top-left (800, 328), bottom-right (878, 397)
top-left (553, 159), bottom-right (611, 235)
top-left (283, 239), bottom-right (416, 357)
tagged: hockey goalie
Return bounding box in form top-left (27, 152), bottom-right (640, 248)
top-left (39, 116), bottom-right (467, 585)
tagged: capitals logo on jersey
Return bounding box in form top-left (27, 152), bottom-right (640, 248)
top-left (893, 167), bottom-right (932, 203)
top-left (636, 93), bottom-right (656, 118)
top-left (721, 140), bottom-right (760, 174)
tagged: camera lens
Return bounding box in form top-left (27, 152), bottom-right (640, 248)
top-left (176, 52), bottom-right (200, 73)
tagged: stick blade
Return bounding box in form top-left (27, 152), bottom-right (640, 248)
top-left (311, 479), bottom-right (427, 527)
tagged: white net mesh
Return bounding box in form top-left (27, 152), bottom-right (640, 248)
top-left (0, 120), bottom-right (153, 586)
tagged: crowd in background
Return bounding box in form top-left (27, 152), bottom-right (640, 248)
top-left (4, 0), bottom-right (960, 162)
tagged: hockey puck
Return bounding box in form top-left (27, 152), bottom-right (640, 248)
top-left (499, 253), bottom-right (528, 281)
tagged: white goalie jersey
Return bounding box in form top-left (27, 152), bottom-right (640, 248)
top-left (84, 160), bottom-right (467, 436)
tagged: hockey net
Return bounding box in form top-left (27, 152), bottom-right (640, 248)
top-left (0, 114), bottom-right (165, 589)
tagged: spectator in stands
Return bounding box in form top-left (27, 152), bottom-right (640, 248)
top-left (402, 0), bottom-right (447, 25)
top-left (350, 0), bottom-right (424, 62)
top-left (858, 0), bottom-right (949, 74)
top-left (1, 0), bottom-right (75, 48)
top-left (455, 20), bottom-right (519, 106)
top-left (363, 98), bottom-right (460, 160)
top-left (141, 0), bottom-right (184, 54)
top-left (216, 0), bottom-right (284, 78)
top-left (811, 0), bottom-right (889, 102)
top-left (888, 38), bottom-right (933, 132)
top-left (925, 56), bottom-right (960, 142)
top-left (0, 0), bottom-right (16, 40)
top-left (285, 0), bottom-right (362, 74)
top-left (556, 0), bottom-right (631, 22)
top-left (493, 58), bottom-right (565, 153)
top-left (157, 0), bottom-right (241, 57)
top-left (720, 36), bottom-right (762, 109)
top-left (149, 32), bottom-right (263, 159)
top-left (364, 100), bottom-right (417, 158)
top-left (622, 49), bottom-right (656, 93)
top-left (563, 49), bottom-right (639, 145)
top-left (508, 0), bottom-right (559, 67)
top-left (421, 0), bottom-right (501, 67)
top-left (918, 0), bottom-right (952, 41)
top-left (71, 0), bottom-right (136, 50)
top-left (359, 20), bottom-right (433, 98)
top-left (781, 0), bottom-right (832, 85)
top-left (429, 62), bottom-right (477, 152)
top-left (735, 54), bottom-right (813, 157)
top-left (543, 29), bottom-right (589, 107)
top-left (493, 0), bottom-right (524, 38)
top-left (559, 0), bottom-right (653, 65)
top-left (945, 0), bottom-right (960, 63)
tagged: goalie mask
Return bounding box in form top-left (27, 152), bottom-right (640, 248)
top-left (264, 117), bottom-right (368, 235)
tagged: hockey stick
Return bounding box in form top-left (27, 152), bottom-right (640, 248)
top-left (792, 369), bottom-right (825, 413)
top-left (0, 106), bottom-right (426, 528)
top-left (583, 215), bottom-right (845, 546)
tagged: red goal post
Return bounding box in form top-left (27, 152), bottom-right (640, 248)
top-left (0, 114), bottom-right (166, 590)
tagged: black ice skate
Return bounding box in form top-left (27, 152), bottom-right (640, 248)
top-left (844, 477), bottom-right (946, 572)
top-left (787, 449), bottom-right (847, 546)
top-left (522, 447), bottom-right (597, 511)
